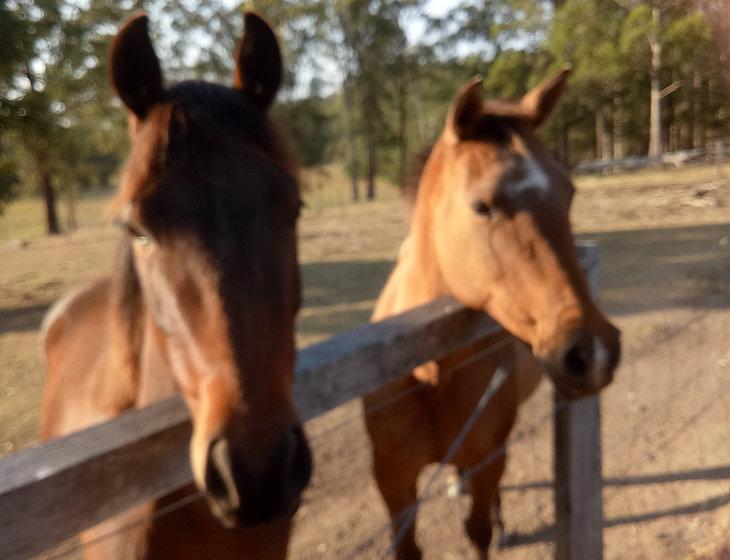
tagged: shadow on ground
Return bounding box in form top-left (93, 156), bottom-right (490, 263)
top-left (499, 464), bottom-right (730, 548)
top-left (0, 303), bottom-right (52, 335)
top-left (2, 222), bottom-right (728, 341)
top-left (297, 222), bottom-right (730, 342)
top-left (298, 260), bottom-right (393, 340)
top-left (578, 222), bottom-right (730, 316)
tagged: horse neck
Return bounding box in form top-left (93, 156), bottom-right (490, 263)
top-left (391, 144), bottom-right (452, 309)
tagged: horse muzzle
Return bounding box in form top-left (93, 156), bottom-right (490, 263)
top-left (202, 424), bottom-right (312, 528)
top-left (539, 324), bottom-right (621, 399)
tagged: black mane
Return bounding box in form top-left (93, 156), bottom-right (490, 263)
top-left (165, 80), bottom-right (278, 155)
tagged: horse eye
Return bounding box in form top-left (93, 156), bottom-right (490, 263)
top-left (114, 216), bottom-right (152, 244)
top-left (471, 200), bottom-right (493, 217)
top-left (127, 225), bottom-right (151, 245)
top-left (133, 231), bottom-right (150, 245)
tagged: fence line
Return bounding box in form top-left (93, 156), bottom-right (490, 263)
top-left (0, 247), bottom-right (600, 560)
top-left (0, 298), bottom-right (506, 560)
top-left (307, 335), bottom-right (515, 445)
top-left (47, 491), bottom-right (204, 560)
top-left (343, 403), bottom-right (563, 559)
top-left (44, 332), bottom-right (518, 559)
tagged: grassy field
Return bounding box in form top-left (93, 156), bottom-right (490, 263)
top-left (0, 164), bottom-right (402, 243)
top-left (300, 165), bottom-right (401, 211)
top-left (574, 161), bottom-right (730, 191)
top-left (2, 161), bottom-right (726, 243)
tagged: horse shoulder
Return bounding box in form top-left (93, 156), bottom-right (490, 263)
top-left (372, 234), bottom-right (427, 322)
top-left (40, 277), bottom-right (115, 439)
top-left (41, 277), bottom-right (110, 358)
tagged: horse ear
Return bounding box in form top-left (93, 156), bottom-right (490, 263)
top-left (233, 12), bottom-right (282, 111)
top-left (109, 14), bottom-right (163, 119)
top-left (520, 66), bottom-right (570, 127)
top-left (445, 76), bottom-right (483, 142)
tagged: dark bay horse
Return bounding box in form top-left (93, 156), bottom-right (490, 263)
top-left (40, 13), bottom-right (310, 559)
top-left (363, 70), bottom-right (621, 559)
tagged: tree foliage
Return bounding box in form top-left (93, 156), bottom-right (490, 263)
top-left (1, 0), bottom-right (728, 226)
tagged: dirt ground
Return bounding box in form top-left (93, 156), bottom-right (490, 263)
top-left (1, 167), bottom-right (730, 558)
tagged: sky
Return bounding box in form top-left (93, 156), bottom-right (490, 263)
top-left (219, 0), bottom-right (462, 47)
top-left (404, 0), bottom-right (460, 45)
top-left (218, 0), bottom-right (467, 97)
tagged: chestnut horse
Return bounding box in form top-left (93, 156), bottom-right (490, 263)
top-left (40, 13), bottom-right (310, 560)
top-left (364, 70), bottom-right (621, 559)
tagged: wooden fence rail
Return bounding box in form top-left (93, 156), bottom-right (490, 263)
top-left (0, 302), bottom-right (506, 559)
top-left (0, 245), bottom-right (602, 560)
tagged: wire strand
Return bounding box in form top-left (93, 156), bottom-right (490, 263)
top-left (47, 490), bottom-right (204, 559)
top-left (344, 400), bottom-right (560, 559)
top-left (382, 366), bottom-right (511, 558)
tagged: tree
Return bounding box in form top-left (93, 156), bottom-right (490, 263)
top-left (547, 0), bottom-right (631, 162)
top-left (0, 156), bottom-right (19, 216)
top-left (2, 0), bottom-right (136, 234)
top-left (279, 0), bottom-right (422, 200)
top-left (273, 78), bottom-right (335, 167)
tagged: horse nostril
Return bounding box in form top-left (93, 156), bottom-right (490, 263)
top-left (561, 336), bottom-right (593, 377)
top-left (204, 438), bottom-right (240, 508)
top-left (200, 426), bottom-right (313, 527)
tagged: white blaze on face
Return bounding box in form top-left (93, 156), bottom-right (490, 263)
top-left (513, 152), bottom-right (550, 195)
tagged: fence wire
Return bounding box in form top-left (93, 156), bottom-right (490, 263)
top-left (330, 307), bottom-right (730, 559)
top-left (43, 334), bottom-right (515, 560)
top-left (40, 304), bottom-right (730, 560)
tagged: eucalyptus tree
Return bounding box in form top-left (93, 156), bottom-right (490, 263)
top-left (2, 0), bottom-right (138, 233)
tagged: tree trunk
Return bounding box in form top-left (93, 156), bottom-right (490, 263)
top-left (366, 127), bottom-right (376, 200)
top-left (666, 94), bottom-right (677, 152)
top-left (412, 84), bottom-right (429, 144)
top-left (343, 80), bottom-right (360, 202)
top-left (693, 73), bottom-right (705, 149)
top-left (66, 184), bottom-right (78, 231)
top-left (41, 168), bottom-right (60, 235)
top-left (363, 82), bottom-right (377, 201)
top-left (648, 6), bottom-right (662, 160)
top-left (700, 79), bottom-right (712, 149)
top-left (397, 77), bottom-right (408, 191)
top-left (595, 106), bottom-right (611, 161)
top-left (612, 95), bottom-right (624, 159)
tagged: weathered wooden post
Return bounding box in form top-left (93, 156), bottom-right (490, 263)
top-left (554, 243), bottom-right (604, 560)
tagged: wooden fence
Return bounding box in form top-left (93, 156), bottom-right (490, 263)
top-left (574, 138), bottom-right (729, 175)
top-left (0, 245), bottom-right (604, 560)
